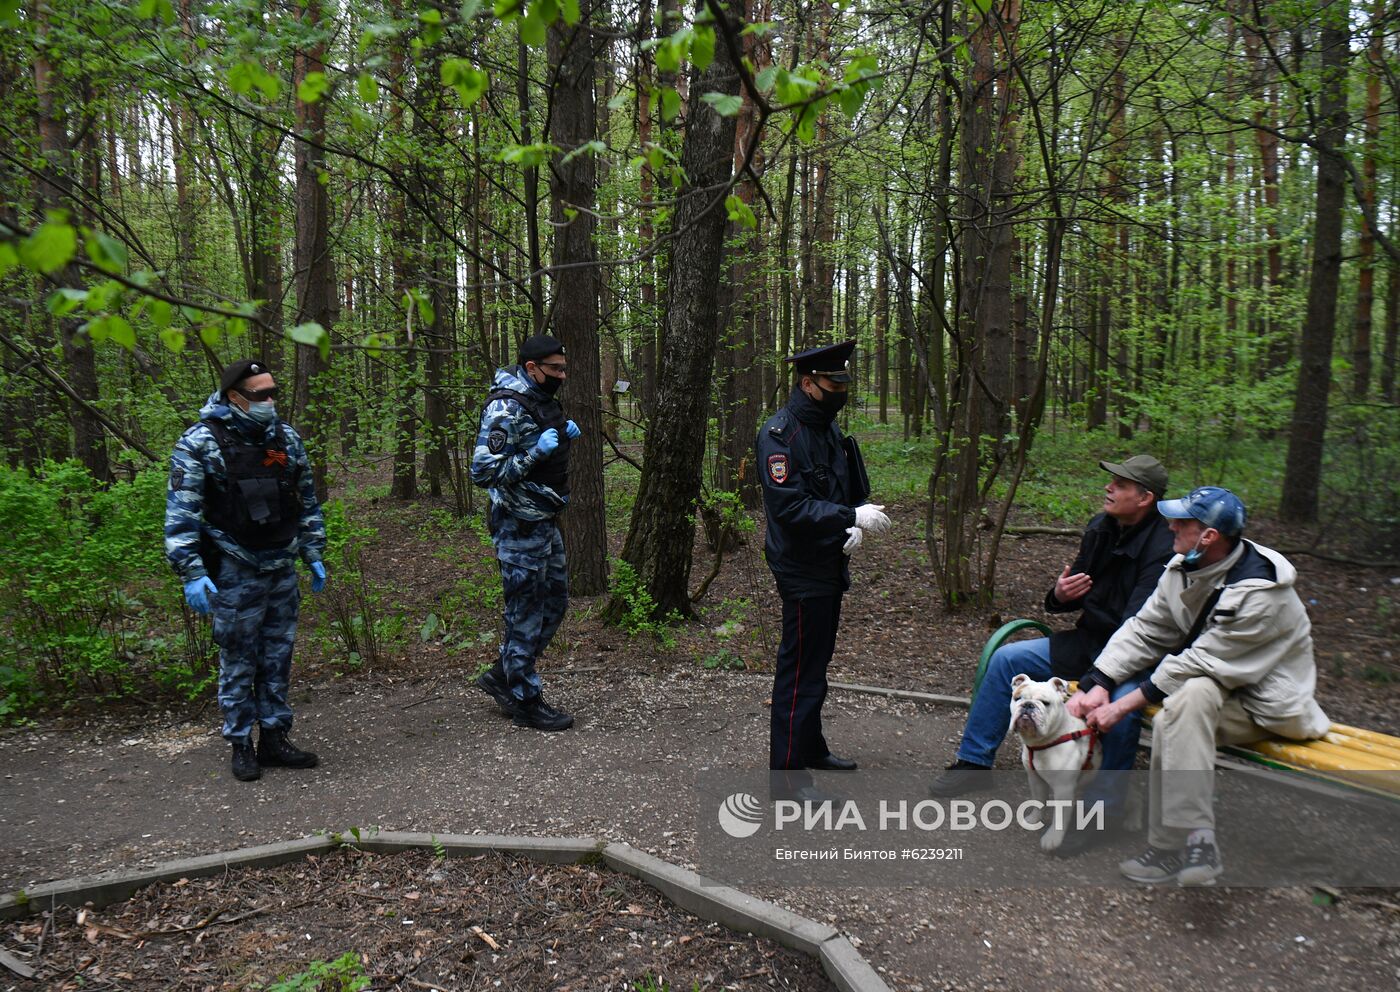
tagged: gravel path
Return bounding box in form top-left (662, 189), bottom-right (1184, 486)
top-left (4, 661), bottom-right (1398, 992)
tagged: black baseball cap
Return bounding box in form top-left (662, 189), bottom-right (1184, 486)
top-left (220, 358), bottom-right (271, 397)
top-left (519, 334), bottom-right (566, 365)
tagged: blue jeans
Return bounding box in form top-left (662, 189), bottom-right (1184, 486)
top-left (957, 638), bottom-right (1146, 798)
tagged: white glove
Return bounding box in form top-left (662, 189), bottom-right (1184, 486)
top-left (843, 526), bottom-right (864, 555)
top-left (854, 503), bottom-right (891, 534)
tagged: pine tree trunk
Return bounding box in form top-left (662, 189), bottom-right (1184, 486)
top-left (549, 2), bottom-right (608, 595)
top-left (1352, 2), bottom-right (1383, 398)
top-left (292, 0), bottom-right (334, 499)
top-left (517, 35), bottom-right (544, 335)
top-left (614, 0), bottom-right (743, 620)
top-left (1281, 5), bottom-right (1349, 524)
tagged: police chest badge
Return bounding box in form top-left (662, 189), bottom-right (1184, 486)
top-left (487, 429), bottom-right (507, 454)
top-left (767, 453), bottom-right (789, 484)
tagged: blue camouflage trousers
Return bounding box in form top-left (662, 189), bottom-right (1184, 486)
top-left (211, 555), bottom-right (300, 741)
top-left (493, 508), bottom-right (568, 702)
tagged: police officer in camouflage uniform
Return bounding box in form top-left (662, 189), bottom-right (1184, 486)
top-left (757, 340), bottom-right (891, 792)
top-left (165, 359), bottom-right (328, 782)
top-left (470, 335), bottom-right (579, 732)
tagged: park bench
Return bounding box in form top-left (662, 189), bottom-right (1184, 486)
top-left (975, 619), bottom-right (1400, 801)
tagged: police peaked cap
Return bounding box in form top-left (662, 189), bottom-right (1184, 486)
top-left (519, 334), bottom-right (567, 364)
top-left (786, 339), bottom-right (855, 382)
top-left (220, 358), bottom-right (271, 397)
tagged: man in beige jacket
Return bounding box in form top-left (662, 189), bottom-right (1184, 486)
top-left (1067, 487), bottom-right (1329, 886)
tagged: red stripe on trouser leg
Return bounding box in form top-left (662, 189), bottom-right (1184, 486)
top-left (785, 601), bottom-right (803, 770)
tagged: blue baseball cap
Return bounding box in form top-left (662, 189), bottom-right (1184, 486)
top-left (1157, 486), bottom-right (1247, 537)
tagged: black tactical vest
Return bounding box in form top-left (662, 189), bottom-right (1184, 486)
top-left (486, 387), bottom-right (571, 498)
top-left (200, 418), bottom-right (302, 550)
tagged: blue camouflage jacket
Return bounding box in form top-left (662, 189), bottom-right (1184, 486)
top-left (470, 366), bottom-right (569, 522)
top-left (164, 392), bottom-right (327, 580)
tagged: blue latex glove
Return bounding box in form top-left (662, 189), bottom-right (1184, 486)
top-left (565, 420), bottom-right (580, 439)
top-left (534, 428), bottom-right (560, 457)
top-left (183, 576), bottom-right (217, 615)
top-left (310, 561), bottom-right (327, 593)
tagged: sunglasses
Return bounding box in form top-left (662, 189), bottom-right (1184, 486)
top-left (236, 385), bottom-right (279, 402)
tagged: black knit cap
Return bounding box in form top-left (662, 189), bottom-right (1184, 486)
top-left (219, 358), bottom-right (271, 397)
top-left (519, 334), bottom-right (566, 365)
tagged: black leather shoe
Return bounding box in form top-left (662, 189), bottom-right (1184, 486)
top-left (927, 759), bottom-right (992, 798)
top-left (257, 728), bottom-right (319, 769)
top-left (783, 784), bottom-right (844, 805)
top-left (474, 665), bottom-right (518, 715)
top-left (231, 740), bottom-right (261, 782)
top-left (512, 696), bottom-right (574, 732)
top-left (809, 753), bottom-right (858, 771)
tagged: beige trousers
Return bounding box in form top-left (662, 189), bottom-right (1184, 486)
top-left (1148, 676), bottom-right (1272, 848)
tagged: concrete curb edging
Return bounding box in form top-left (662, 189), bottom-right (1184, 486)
top-left (1, 832), bottom-right (891, 992)
top-left (0, 834), bottom-right (338, 920)
top-left (830, 680), bottom-right (972, 709)
top-left (343, 830), bottom-right (602, 864)
top-left (602, 842), bottom-right (891, 992)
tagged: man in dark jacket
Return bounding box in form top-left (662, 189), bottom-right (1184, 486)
top-left (929, 455), bottom-right (1174, 801)
top-left (757, 340), bottom-right (891, 785)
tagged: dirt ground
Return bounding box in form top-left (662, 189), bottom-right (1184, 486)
top-left (7, 848), bottom-right (832, 991)
top-left (2, 496), bottom-right (1399, 991)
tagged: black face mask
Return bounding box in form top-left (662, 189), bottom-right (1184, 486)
top-left (534, 371), bottom-right (564, 397)
top-left (813, 384), bottom-right (848, 416)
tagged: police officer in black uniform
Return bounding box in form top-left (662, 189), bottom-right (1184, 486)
top-left (757, 340), bottom-right (891, 786)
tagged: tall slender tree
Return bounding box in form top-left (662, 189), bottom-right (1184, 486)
top-left (1282, 1), bottom-right (1349, 524)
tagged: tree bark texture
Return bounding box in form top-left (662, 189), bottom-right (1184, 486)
top-left (615, 0), bottom-right (743, 619)
top-left (292, 0), bottom-right (334, 499)
top-left (1281, 5), bottom-right (1348, 524)
top-left (1352, 2), bottom-right (1383, 398)
top-left (549, 3), bottom-right (609, 595)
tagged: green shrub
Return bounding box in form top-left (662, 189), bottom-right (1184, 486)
top-left (0, 461), bottom-right (212, 721)
top-left (609, 558), bottom-right (681, 646)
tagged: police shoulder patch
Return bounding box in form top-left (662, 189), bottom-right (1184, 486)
top-left (767, 453), bottom-right (790, 484)
top-left (487, 428), bottom-right (508, 454)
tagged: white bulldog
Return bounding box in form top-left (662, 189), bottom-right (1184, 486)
top-left (1010, 674), bottom-right (1102, 852)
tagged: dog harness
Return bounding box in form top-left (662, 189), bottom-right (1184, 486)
top-left (1026, 728), bottom-right (1099, 772)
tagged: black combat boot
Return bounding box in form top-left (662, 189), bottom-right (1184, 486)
top-left (474, 663), bottom-right (518, 715)
top-left (512, 695), bottom-right (574, 732)
top-left (257, 727), bottom-right (319, 768)
top-left (231, 739), bottom-right (261, 781)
